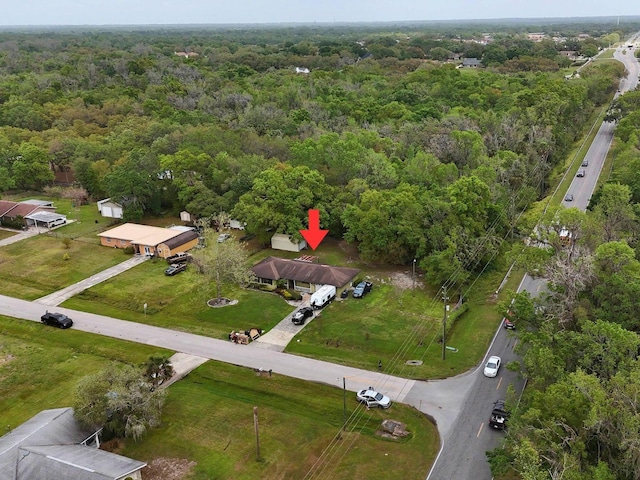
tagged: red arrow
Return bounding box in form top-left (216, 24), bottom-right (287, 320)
top-left (300, 209), bottom-right (329, 250)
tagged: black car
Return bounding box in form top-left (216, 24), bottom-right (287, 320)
top-left (165, 263), bottom-right (187, 276)
top-left (41, 312), bottom-right (73, 329)
top-left (165, 252), bottom-right (191, 264)
top-left (292, 307), bottom-right (314, 325)
top-left (352, 281), bottom-right (373, 298)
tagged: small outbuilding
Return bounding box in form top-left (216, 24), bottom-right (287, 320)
top-left (97, 198), bottom-right (124, 219)
top-left (271, 233), bottom-right (307, 252)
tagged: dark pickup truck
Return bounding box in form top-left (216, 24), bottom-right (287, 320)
top-left (489, 399), bottom-right (508, 430)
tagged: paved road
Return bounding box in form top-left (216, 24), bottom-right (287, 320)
top-left (427, 39), bottom-right (640, 480)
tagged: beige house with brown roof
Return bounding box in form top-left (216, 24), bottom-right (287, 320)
top-left (98, 223), bottom-right (198, 258)
top-left (251, 256), bottom-right (360, 293)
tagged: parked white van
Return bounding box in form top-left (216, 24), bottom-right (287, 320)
top-left (310, 285), bottom-right (336, 309)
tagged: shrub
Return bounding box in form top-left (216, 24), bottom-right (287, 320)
top-left (286, 289), bottom-right (302, 300)
top-left (61, 237), bottom-right (72, 249)
top-left (123, 246), bottom-right (135, 255)
top-left (259, 284), bottom-right (277, 292)
top-left (280, 290), bottom-right (293, 300)
top-left (62, 253), bottom-right (70, 261)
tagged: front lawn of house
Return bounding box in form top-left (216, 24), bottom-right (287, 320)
top-left (62, 258), bottom-right (293, 339)
top-left (0, 234), bottom-right (126, 300)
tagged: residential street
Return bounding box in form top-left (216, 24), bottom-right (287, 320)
top-left (1, 294), bottom-right (475, 426)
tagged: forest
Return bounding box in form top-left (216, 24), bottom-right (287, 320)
top-left (3, 20), bottom-right (640, 479)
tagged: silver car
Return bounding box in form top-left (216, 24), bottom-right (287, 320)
top-left (356, 389), bottom-right (392, 409)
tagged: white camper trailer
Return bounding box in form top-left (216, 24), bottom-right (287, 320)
top-left (310, 284), bottom-right (336, 309)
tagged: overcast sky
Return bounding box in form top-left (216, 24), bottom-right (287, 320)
top-left (0, 0), bottom-right (638, 26)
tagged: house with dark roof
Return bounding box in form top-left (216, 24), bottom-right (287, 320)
top-left (0, 407), bottom-right (146, 480)
top-left (0, 200), bottom-right (56, 227)
top-left (251, 256), bottom-right (360, 293)
top-left (461, 57), bottom-right (482, 68)
top-left (98, 223), bottom-right (199, 258)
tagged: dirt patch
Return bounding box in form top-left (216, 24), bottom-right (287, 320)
top-left (142, 458), bottom-right (197, 480)
top-left (383, 271), bottom-right (422, 290)
top-left (0, 354), bottom-right (15, 365)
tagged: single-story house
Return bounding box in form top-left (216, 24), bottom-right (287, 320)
top-left (0, 407), bottom-right (146, 480)
top-left (251, 256), bottom-right (360, 293)
top-left (461, 57), bottom-right (482, 68)
top-left (97, 198), bottom-right (124, 219)
top-left (0, 200), bottom-right (56, 227)
top-left (98, 223), bottom-right (199, 258)
top-left (25, 210), bottom-right (67, 229)
top-left (271, 233), bottom-right (307, 252)
top-left (21, 199), bottom-right (54, 207)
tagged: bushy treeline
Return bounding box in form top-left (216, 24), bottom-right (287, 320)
top-left (0, 24), bottom-right (628, 285)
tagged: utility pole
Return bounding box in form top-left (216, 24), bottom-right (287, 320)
top-left (412, 258), bottom-right (416, 289)
top-left (442, 286), bottom-right (449, 361)
top-left (342, 377), bottom-right (347, 432)
top-left (253, 406), bottom-right (261, 461)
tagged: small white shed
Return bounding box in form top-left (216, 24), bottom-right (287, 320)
top-left (97, 198), bottom-right (123, 219)
top-left (271, 233), bottom-right (307, 252)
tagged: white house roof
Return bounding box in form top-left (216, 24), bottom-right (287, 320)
top-left (97, 223), bottom-right (183, 246)
top-left (21, 199), bottom-right (53, 207)
top-left (18, 444), bottom-right (146, 480)
top-left (24, 211), bottom-right (66, 222)
top-left (0, 408), bottom-right (94, 479)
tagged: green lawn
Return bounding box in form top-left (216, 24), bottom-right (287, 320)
top-left (0, 315), bottom-right (170, 428)
top-left (0, 229), bottom-right (17, 240)
top-left (0, 234), bottom-right (126, 300)
top-left (0, 315), bottom-right (439, 480)
top-left (121, 361), bottom-right (439, 480)
top-left (62, 259), bottom-right (293, 339)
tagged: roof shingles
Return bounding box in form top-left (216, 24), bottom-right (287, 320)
top-left (251, 257), bottom-right (359, 288)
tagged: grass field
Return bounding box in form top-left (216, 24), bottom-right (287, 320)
top-left (0, 229), bottom-right (16, 240)
top-left (0, 315), bottom-right (170, 428)
top-left (121, 361), bottom-right (439, 480)
top-left (0, 315), bottom-right (439, 480)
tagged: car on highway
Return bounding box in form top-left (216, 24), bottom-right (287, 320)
top-left (165, 252), bottom-right (191, 264)
top-left (352, 281), bottom-right (373, 298)
top-left (356, 389), bottom-right (392, 409)
top-left (217, 233), bottom-right (231, 243)
top-left (504, 319), bottom-right (515, 330)
top-left (483, 355), bottom-right (501, 378)
top-left (581, 159), bottom-right (589, 167)
top-left (576, 169), bottom-right (586, 177)
top-left (291, 306), bottom-right (313, 325)
top-left (564, 193), bottom-right (574, 202)
top-left (165, 263), bottom-right (187, 276)
top-left (41, 311), bottom-right (73, 329)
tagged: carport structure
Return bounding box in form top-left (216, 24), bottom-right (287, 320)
top-left (25, 210), bottom-right (67, 228)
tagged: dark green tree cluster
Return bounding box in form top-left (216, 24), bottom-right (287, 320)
top-left (0, 24), bottom-right (628, 285)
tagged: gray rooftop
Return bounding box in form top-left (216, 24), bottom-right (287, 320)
top-left (21, 199), bottom-right (53, 207)
top-left (24, 211), bottom-right (67, 222)
top-left (18, 444), bottom-right (146, 480)
top-left (0, 408), bottom-right (93, 480)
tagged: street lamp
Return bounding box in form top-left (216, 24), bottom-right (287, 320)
top-left (412, 258), bottom-right (416, 289)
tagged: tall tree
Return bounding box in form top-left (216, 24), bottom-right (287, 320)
top-left (190, 228), bottom-right (255, 304)
top-left (73, 363), bottom-right (166, 441)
